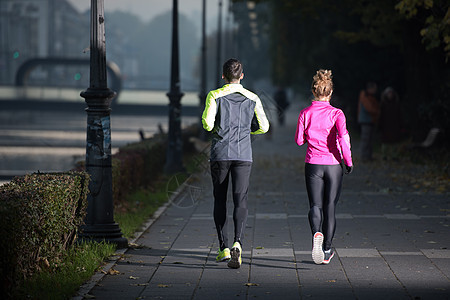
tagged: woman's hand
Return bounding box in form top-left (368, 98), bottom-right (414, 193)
top-left (345, 165), bottom-right (353, 174)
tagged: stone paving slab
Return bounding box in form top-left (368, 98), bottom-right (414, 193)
top-left (79, 105), bottom-right (449, 300)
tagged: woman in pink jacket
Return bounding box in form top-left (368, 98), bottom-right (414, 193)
top-left (295, 69), bottom-right (353, 264)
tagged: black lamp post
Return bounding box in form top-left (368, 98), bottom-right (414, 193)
top-left (79, 0), bottom-right (127, 248)
top-left (164, 0), bottom-right (185, 174)
top-left (199, 0), bottom-right (207, 139)
top-left (215, 0), bottom-right (223, 88)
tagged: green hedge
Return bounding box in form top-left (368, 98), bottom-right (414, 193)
top-left (0, 125), bottom-right (199, 296)
top-left (0, 171), bottom-right (90, 295)
top-left (112, 136), bottom-right (166, 205)
top-left (111, 126), bottom-right (198, 205)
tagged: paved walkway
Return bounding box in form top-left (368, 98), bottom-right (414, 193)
top-left (77, 103), bottom-right (449, 300)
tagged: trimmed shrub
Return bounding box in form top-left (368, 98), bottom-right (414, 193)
top-left (112, 125), bottom-right (198, 205)
top-left (112, 135), bottom-right (166, 204)
top-left (0, 171), bottom-right (90, 294)
top-left (73, 125), bottom-right (199, 208)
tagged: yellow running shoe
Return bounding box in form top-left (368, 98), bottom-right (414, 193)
top-left (227, 242), bottom-right (242, 269)
top-left (216, 248), bottom-right (231, 262)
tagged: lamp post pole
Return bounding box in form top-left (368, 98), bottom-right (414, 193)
top-left (79, 0), bottom-right (127, 248)
top-left (199, 0), bottom-right (207, 139)
top-left (164, 0), bottom-right (185, 174)
top-left (215, 0), bottom-right (223, 88)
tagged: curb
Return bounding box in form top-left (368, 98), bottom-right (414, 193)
top-left (72, 178), bottom-right (192, 300)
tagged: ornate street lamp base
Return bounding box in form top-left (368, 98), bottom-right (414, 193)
top-left (78, 223), bottom-right (128, 249)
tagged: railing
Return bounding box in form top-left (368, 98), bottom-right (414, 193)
top-left (0, 86), bottom-right (200, 106)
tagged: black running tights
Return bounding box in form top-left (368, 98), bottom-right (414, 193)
top-left (305, 163), bottom-right (343, 251)
top-left (211, 160), bottom-right (252, 251)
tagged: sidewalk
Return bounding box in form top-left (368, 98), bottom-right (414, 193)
top-left (77, 103), bottom-right (449, 300)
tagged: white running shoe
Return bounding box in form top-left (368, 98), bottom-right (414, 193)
top-left (312, 232), bottom-right (325, 264)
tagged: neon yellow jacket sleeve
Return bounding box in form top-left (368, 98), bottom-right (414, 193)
top-left (251, 95), bottom-right (270, 135)
top-left (202, 84), bottom-right (270, 134)
top-left (202, 91), bottom-right (216, 131)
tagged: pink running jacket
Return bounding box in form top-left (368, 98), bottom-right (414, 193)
top-left (295, 101), bottom-right (353, 167)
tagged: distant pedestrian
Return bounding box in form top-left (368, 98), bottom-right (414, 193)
top-left (295, 69), bottom-right (353, 264)
top-left (379, 87), bottom-right (403, 160)
top-left (202, 58), bottom-right (270, 269)
top-left (274, 87), bottom-right (290, 126)
top-left (357, 81), bottom-right (380, 161)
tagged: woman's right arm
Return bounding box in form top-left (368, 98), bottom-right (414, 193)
top-left (336, 111), bottom-right (353, 166)
top-left (295, 113), bottom-right (305, 146)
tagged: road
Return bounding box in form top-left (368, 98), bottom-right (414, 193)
top-left (0, 95), bottom-right (199, 184)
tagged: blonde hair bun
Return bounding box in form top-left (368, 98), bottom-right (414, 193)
top-left (311, 69), bottom-right (333, 99)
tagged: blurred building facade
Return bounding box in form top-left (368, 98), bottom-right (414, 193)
top-left (0, 0), bottom-right (88, 86)
top-left (0, 1), bottom-right (270, 92)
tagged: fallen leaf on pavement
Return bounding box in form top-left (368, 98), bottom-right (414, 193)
top-left (245, 283), bottom-right (259, 286)
top-left (129, 276), bottom-right (139, 280)
top-left (108, 269), bottom-right (120, 275)
top-left (158, 284), bottom-right (170, 288)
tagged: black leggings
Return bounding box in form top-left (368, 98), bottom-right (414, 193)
top-left (305, 163), bottom-right (343, 250)
top-left (211, 160), bottom-right (252, 251)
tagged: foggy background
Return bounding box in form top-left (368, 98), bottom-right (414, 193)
top-left (0, 0), bottom-right (448, 141)
top-left (0, 0), bottom-right (240, 92)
